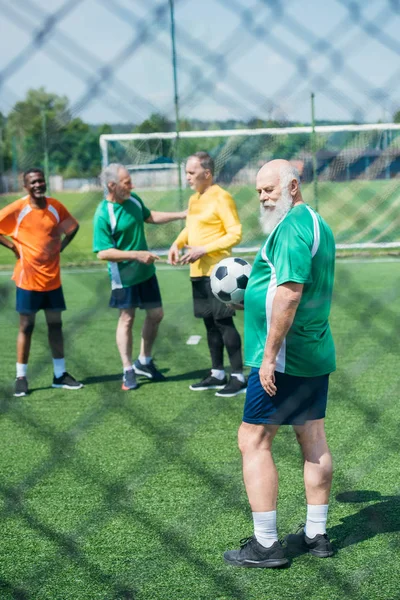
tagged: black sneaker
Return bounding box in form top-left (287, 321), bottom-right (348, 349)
top-left (285, 525), bottom-right (334, 558)
top-left (215, 376), bottom-right (247, 397)
top-left (14, 376), bottom-right (28, 397)
top-left (52, 372), bottom-right (83, 390)
top-left (133, 359), bottom-right (166, 382)
top-left (189, 372), bottom-right (227, 391)
top-left (224, 536), bottom-right (288, 568)
top-left (122, 369), bottom-right (138, 391)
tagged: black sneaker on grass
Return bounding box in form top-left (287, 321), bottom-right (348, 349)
top-left (14, 376), bottom-right (28, 397)
top-left (224, 536), bottom-right (288, 568)
top-left (215, 376), bottom-right (247, 397)
top-left (285, 525), bottom-right (334, 558)
top-left (189, 372), bottom-right (227, 391)
top-left (133, 359), bottom-right (166, 382)
top-left (121, 369), bottom-right (138, 391)
top-left (52, 372), bottom-right (83, 390)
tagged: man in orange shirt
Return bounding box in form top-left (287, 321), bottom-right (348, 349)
top-left (0, 168), bottom-right (83, 397)
top-left (168, 152), bottom-right (246, 397)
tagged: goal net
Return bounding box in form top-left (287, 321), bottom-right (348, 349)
top-left (100, 124), bottom-right (400, 252)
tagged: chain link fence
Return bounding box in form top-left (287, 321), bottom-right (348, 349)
top-left (0, 1), bottom-right (400, 599)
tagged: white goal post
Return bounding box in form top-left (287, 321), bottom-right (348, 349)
top-left (100, 123), bottom-right (400, 251)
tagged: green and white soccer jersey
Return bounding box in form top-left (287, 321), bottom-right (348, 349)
top-left (93, 193), bottom-right (155, 288)
top-left (244, 204), bottom-right (336, 377)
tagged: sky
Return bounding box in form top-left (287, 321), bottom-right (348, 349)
top-left (0, 0), bottom-right (399, 126)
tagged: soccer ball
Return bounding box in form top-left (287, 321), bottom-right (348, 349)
top-left (210, 257), bottom-right (252, 304)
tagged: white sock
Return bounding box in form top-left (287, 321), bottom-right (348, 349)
top-left (16, 363), bottom-right (28, 378)
top-left (211, 369), bottom-right (225, 380)
top-left (138, 355), bottom-right (152, 365)
top-left (305, 504), bottom-right (329, 539)
top-left (124, 366), bottom-right (133, 373)
top-left (253, 510), bottom-right (278, 548)
top-left (231, 372), bottom-right (245, 383)
top-left (53, 358), bottom-right (66, 379)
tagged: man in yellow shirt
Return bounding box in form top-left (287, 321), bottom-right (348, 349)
top-left (168, 151), bottom-right (246, 397)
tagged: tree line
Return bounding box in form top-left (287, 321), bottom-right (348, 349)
top-left (1, 87), bottom-right (398, 184)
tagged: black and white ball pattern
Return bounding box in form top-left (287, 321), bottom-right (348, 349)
top-left (210, 257), bottom-right (252, 304)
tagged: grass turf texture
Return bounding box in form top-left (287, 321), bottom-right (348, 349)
top-left (0, 179), bottom-right (399, 268)
top-left (0, 263), bottom-right (399, 599)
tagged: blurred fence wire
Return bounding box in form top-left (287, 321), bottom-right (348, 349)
top-left (0, 1), bottom-right (400, 599)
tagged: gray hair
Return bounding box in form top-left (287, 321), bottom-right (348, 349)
top-left (280, 163), bottom-right (300, 189)
top-left (101, 163), bottom-right (127, 187)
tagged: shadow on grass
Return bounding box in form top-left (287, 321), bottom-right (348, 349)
top-left (331, 490), bottom-right (400, 550)
top-left (285, 490), bottom-right (400, 559)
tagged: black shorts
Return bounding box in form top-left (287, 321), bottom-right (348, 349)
top-left (16, 286), bottom-right (66, 314)
top-left (243, 368), bottom-right (329, 425)
top-left (109, 274), bottom-right (162, 310)
top-left (191, 277), bottom-right (235, 320)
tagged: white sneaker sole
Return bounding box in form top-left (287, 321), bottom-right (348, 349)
top-left (14, 392), bottom-right (27, 397)
top-left (215, 388), bottom-right (247, 397)
top-left (189, 384), bottom-right (226, 391)
top-left (133, 365), bottom-right (153, 379)
top-left (51, 383), bottom-right (84, 389)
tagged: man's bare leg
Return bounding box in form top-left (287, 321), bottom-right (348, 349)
top-left (116, 308), bottom-right (135, 369)
top-left (293, 418), bottom-right (333, 548)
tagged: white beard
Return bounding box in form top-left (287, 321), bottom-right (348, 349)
top-left (259, 188), bottom-right (293, 235)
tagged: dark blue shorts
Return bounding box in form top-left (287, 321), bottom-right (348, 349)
top-left (109, 274), bottom-right (162, 310)
top-left (16, 286), bottom-right (66, 314)
top-left (243, 368), bottom-right (329, 425)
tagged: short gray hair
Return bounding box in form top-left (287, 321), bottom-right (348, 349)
top-left (101, 163), bottom-right (127, 187)
top-left (280, 163), bottom-right (300, 189)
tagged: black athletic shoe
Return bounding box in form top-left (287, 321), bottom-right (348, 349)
top-left (52, 372), bottom-right (83, 390)
top-left (224, 536), bottom-right (289, 568)
top-left (189, 373), bottom-right (227, 391)
top-left (14, 376), bottom-right (28, 397)
top-left (121, 369), bottom-right (138, 391)
top-left (215, 376), bottom-right (247, 397)
top-left (133, 359), bottom-right (166, 382)
top-left (285, 525), bottom-right (334, 558)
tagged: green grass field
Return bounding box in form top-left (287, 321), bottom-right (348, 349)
top-left (0, 261), bottom-right (399, 599)
top-left (1, 178), bottom-right (399, 268)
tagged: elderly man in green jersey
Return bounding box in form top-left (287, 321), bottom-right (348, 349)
top-left (93, 164), bottom-right (186, 391)
top-left (224, 159), bottom-right (336, 569)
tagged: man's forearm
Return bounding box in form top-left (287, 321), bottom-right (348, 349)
top-left (148, 211), bottom-right (186, 224)
top-left (97, 248), bottom-right (143, 262)
top-left (0, 235), bottom-right (16, 251)
top-left (60, 226), bottom-right (79, 252)
top-left (263, 285), bottom-right (302, 362)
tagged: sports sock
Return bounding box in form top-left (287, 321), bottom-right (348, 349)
top-left (16, 363), bottom-right (28, 378)
top-left (53, 358), bottom-right (66, 379)
top-left (231, 372), bottom-right (245, 383)
top-left (253, 510), bottom-right (278, 548)
top-left (305, 504), bottom-right (329, 539)
top-left (211, 368), bottom-right (225, 380)
top-left (124, 367), bottom-right (133, 374)
top-left (138, 356), bottom-right (152, 365)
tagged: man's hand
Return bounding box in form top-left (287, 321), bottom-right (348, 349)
top-left (180, 245), bottom-right (206, 264)
top-left (259, 358), bottom-right (277, 396)
top-left (228, 302), bottom-right (244, 311)
top-left (135, 251), bottom-right (159, 265)
top-left (168, 243), bottom-right (180, 265)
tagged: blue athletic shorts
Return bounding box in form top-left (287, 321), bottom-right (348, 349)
top-left (109, 274), bottom-right (162, 310)
top-left (16, 286), bottom-right (66, 314)
top-left (243, 368), bottom-right (329, 425)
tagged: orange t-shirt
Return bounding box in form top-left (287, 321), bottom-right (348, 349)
top-left (0, 196), bottom-right (78, 291)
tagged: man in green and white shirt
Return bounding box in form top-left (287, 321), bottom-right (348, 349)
top-left (93, 163), bottom-right (186, 391)
top-left (224, 160), bottom-right (336, 569)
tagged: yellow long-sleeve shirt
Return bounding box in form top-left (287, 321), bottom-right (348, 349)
top-left (174, 184), bottom-right (242, 277)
